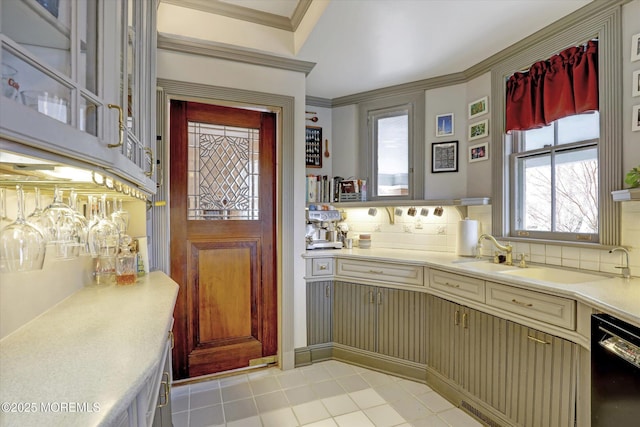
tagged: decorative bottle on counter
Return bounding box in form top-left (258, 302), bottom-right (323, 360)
top-left (115, 235), bottom-right (137, 286)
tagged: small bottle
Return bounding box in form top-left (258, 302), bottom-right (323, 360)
top-left (115, 235), bottom-right (137, 286)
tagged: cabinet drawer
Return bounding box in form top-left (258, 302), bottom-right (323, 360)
top-left (336, 259), bottom-right (423, 286)
top-left (428, 269), bottom-right (485, 302)
top-left (486, 282), bottom-right (576, 330)
top-left (312, 258), bottom-right (334, 276)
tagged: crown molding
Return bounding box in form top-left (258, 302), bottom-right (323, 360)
top-left (161, 0), bottom-right (313, 32)
top-left (157, 33), bottom-right (316, 75)
top-left (323, 0), bottom-right (632, 107)
top-left (305, 96), bottom-right (332, 108)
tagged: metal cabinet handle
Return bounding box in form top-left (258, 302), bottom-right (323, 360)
top-left (527, 335), bottom-right (551, 345)
top-left (368, 269), bottom-right (384, 274)
top-left (144, 147), bottom-right (155, 177)
top-left (325, 285), bottom-right (330, 298)
top-left (157, 371), bottom-right (170, 408)
top-left (377, 291), bottom-right (382, 305)
top-left (107, 104), bottom-right (124, 148)
top-left (369, 290), bottom-right (374, 304)
top-left (454, 310), bottom-right (460, 326)
top-left (462, 312), bottom-right (469, 329)
top-left (169, 330), bottom-right (174, 349)
top-left (444, 282), bottom-right (460, 288)
top-left (511, 298), bottom-right (533, 307)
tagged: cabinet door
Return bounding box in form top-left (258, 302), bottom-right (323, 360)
top-left (333, 281), bottom-right (376, 352)
top-left (306, 281), bottom-right (333, 345)
top-left (427, 295), bottom-right (462, 382)
top-left (461, 307), bottom-right (507, 413)
top-left (504, 322), bottom-right (577, 427)
top-left (377, 288), bottom-right (427, 363)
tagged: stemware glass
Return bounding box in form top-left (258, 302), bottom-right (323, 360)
top-left (111, 198), bottom-right (129, 235)
top-left (0, 184), bottom-right (47, 272)
top-left (87, 194), bottom-right (120, 258)
top-left (26, 187), bottom-right (53, 239)
top-left (0, 188), bottom-right (13, 229)
top-left (42, 186), bottom-right (81, 259)
top-left (69, 190), bottom-right (89, 255)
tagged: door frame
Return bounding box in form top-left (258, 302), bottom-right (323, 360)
top-left (154, 78), bottom-right (296, 372)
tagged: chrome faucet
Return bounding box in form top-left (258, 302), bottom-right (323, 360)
top-left (609, 247), bottom-right (631, 279)
top-left (478, 234), bottom-right (513, 266)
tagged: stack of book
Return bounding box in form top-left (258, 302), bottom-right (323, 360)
top-left (306, 175), bottom-right (367, 203)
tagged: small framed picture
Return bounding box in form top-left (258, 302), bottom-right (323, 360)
top-left (469, 96), bottom-right (488, 119)
top-left (432, 140), bottom-right (458, 173)
top-left (469, 142), bottom-right (489, 163)
top-left (633, 105), bottom-right (640, 132)
top-left (632, 33), bottom-right (640, 62)
top-left (469, 119), bottom-right (489, 141)
top-left (435, 113), bottom-right (454, 137)
top-left (633, 70), bottom-right (640, 97)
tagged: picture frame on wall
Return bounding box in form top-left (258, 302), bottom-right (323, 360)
top-left (435, 113), bottom-right (454, 137)
top-left (633, 70), bottom-right (640, 97)
top-left (305, 126), bottom-right (322, 168)
top-left (468, 119), bottom-right (489, 141)
top-left (633, 105), bottom-right (640, 132)
top-left (469, 142), bottom-right (489, 163)
top-left (432, 141), bottom-right (458, 173)
top-left (632, 33), bottom-right (640, 62)
top-left (468, 96), bottom-right (488, 119)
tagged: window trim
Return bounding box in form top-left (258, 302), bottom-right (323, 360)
top-left (490, 6), bottom-right (622, 246)
top-left (359, 91), bottom-right (425, 201)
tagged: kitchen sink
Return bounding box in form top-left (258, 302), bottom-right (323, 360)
top-left (499, 267), bottom-right (610, 284)
top-left (452, 259), bottom-right (519, 272)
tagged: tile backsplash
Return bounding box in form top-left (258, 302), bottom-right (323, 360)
top-left (339, 201), bottom-right (639, 277)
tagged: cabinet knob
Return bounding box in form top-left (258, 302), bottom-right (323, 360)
top-left (318, 264), bottom-right (328, 270)
top-left (107, 104), bottom-right (124, 149)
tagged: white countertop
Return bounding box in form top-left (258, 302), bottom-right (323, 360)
top-left (304, 248), bottom-right (640, 328)
top-left (0, 271), bottom-right (179, 427)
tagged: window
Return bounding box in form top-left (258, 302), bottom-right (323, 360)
top-left (511, 112), bottom-right (599, 241)
top-left (359, 92), bottom-right (424, 201)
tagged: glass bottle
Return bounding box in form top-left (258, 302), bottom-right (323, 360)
top-left (115, 235), bottom-right (137, 286)
top-left (88, 194), bottom-right (120, 286)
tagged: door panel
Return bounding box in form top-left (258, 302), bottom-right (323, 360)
top-left (170, 100), bottom-right (277, 379)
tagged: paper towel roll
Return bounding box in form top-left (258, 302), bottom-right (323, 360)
top-left (456, 218), bottom-right (479, 256)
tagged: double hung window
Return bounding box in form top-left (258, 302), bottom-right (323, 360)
top-left (511, 112), bottom-right (599, 241)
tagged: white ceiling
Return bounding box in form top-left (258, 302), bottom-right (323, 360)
top-left (164, 0), bottom-right (593, 100)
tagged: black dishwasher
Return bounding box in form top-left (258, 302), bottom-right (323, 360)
top-left (591, 313), bottom-right (640, 426)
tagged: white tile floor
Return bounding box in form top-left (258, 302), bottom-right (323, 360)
top-left (170, 360), bottom-right (483, 427)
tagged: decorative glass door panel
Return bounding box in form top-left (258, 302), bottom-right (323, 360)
top-left (187, 121), bottom-right (260, 220)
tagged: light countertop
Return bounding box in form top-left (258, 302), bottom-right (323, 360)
top-left (0, 271), bottom-right (179, 427)
top-left (304, 248), bottom-right (640, 328)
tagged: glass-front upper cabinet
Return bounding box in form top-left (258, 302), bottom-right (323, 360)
top-left (0, 0), bottom-right (156, 193)
top-left (0, 0), bottom-right (99, 135)
top-left (114, 0), bottom-right (156, 183)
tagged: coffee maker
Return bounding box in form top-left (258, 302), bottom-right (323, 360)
top-left (305, 210), bottom-right (344, 249)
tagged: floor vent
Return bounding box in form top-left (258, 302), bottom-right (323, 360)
top-left (460, 400), bottom-right (503, 427)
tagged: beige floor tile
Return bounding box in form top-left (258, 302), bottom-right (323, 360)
top-left (349, 389), bottom-right (386, 409)
top-left (415, 391), bottom-right (455, 413)
top-left (260, 407), bottom-right (299, 427)
top-left (321, 394), bottom-right (359, 416)
top-left (292, 400), bottom-right (331, 425)
top-left (363, 404), bottom-right (405, 427)
top-left (334, 411), bottom-right (376, 427)
top-left (437, 408), bottom-right (483, 426)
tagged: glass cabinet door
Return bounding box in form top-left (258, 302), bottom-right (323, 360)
top-left (1, 0), bottom-right (100, 136)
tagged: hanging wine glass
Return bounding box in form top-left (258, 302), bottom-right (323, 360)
top-left (87, 194), bottom-right (120, 258)
top-left (69, 190), bottom-right (89, 255)
top-left (0, 187), bottom-right (13, 230)
top-left (0, 184), bottom-right (47, 272)
top-left (42, 186), bottom-right (80, 259)
top-left (26, 187), bottom-right (54, 239)
top-left (110, 198), bottom-right (129, 235)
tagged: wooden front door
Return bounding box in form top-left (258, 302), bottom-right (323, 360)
top-left (169, 100), bottom-right (277, 379)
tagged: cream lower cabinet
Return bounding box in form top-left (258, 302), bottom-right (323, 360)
top-left (427, 295), bottom-right (508, 413)
top-left (504, 321), bottom-right (577, 427)
top-left (307, 280), bottom-right (334, 346)
top-left (333, 281), bottom-right (427, 364)
top-left (427, 292), bottom-right (578, 427)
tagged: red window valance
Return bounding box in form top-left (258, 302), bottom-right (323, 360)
top-left (505, 40), bottom-right (598, 133)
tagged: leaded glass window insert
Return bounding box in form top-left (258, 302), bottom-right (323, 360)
top-left (187, 121), bottom-right (260, 220)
